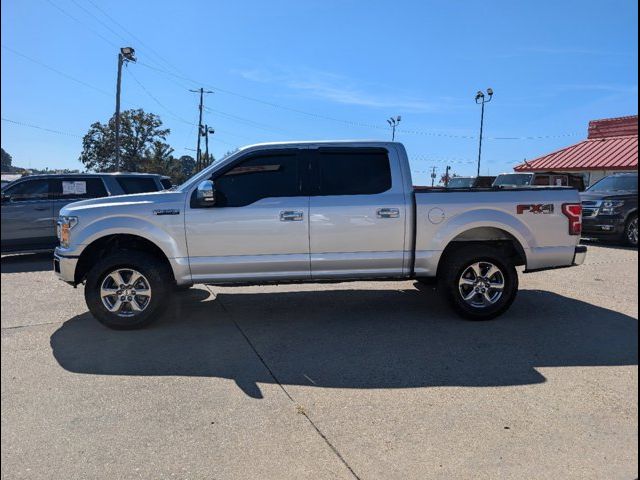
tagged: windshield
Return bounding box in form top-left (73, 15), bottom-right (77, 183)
top-left (174, 153), bottom-right (232, 191)
top-left (447, 177), bottom-right (474, 188)
top-left (493, 174), bottom-right (533, 187)
top-left (586, 175), bottom-right (638, 193)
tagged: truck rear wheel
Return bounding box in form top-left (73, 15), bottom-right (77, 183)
top-left (439, 245), bottom-right (518, 320)
top-left (84, 251), bottom-right (172, 330)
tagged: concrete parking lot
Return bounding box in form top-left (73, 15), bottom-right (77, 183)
top-left (1, 243), bottom-right (638, 479)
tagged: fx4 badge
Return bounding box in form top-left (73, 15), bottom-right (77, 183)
top-left (517, 204), bottom-right (554, 215)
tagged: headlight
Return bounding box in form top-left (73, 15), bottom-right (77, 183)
top-left (599, 200), bottom-right (625, 215)
top-left (57, 216), bottom-right (79, 247)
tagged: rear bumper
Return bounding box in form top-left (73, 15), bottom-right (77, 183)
top-left (53, 249), bottom-right (78, 285)
top-left (524, 245), bottom-right (586, 273)
top-left (573, 245), bottom-right (587, 266)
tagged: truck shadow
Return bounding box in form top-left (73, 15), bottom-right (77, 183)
top-left (50, 287), bottom-right (638, 399)
top-left (1, 252), bottom-right (53, 274)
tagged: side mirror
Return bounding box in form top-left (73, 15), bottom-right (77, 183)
top-left (1, 192), bottom-right (10, 204)
top-left (196, 180), bottom-right (216, 207)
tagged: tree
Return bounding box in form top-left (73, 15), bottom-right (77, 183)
top-left (143, 140), bottom-right (175, 174)
top-left (1, 148), bottom-right (12, 168)
top-left (177, 155), bottom-right (196, 180)
top-left (79, 109), bottom-right (170, 173)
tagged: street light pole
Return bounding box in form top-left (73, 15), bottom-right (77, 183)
top-left (203, 125), bottom-right (215, 167)
top-left (474, 88), bottom-right (493, 177)
top-left (387, 116), bottom-right (402, 141)
top-left (114, 47), bottom-right (136, 172)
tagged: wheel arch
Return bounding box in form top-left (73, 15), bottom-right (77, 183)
top-left (74, 234), bottom-right (176, 285)
top-left (435, 226), bottom-right (528, 278)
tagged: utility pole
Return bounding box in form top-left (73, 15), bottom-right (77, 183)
top-left (430, 166), bottom-right (437, 187)
top-left (190, 88), bottom-right (213, 171)
top-left (203, 124), bottom-right (215, 167)
top-left (444, 165), bottom-right (451, 187)
top-left (474, 88), bottom-right (493, 177)
top-left (387, 116), bottom-right (401, 141)
top-left (114, 47), bottom-right (136, 171)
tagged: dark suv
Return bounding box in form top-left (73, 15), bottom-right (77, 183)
top-left (1, 173), bottom-right (171, 253)
top-left (580, 172), bottom-right (638, 247)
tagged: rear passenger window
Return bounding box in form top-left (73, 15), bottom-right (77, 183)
top-left (51, 178), bottom-right (108, 199)
top-left (116, 177), bottom-right (158, 194)
top-left (213, 153), bottom-right (300, 207)
top-left (317, 149), bottom-right (391, 195)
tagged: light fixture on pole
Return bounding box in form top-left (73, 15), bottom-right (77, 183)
top-left (114, 46), bottom-right (136, 171)
top-left (387, 116), bottom-right (401, 141)
top-left (474, 87), bottom-right (493, 177)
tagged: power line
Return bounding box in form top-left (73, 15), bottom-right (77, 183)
top-left (204, 107), bottom-right (290, 134)
top-left (68, 0), bottom-right (130, 44)
top-left (125, 67), bottom-right (194, 126)
top-left (85, 0), bottom-right (187, 78)
top-left (2, 117), bottom-right (83, 138)
top-left (42, 0), bottom-right (119, 49)
top-left (2, 45), bottom-right (112, 96)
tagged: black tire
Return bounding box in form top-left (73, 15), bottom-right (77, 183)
top-left (624, 214), bottom-right (638, 248)
top-left (438, 245), bottom-right (518, 321)
top-left (84, 251), bottom-right (172, 330)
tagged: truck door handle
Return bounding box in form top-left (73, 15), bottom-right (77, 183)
top-left (34, 206), bottom-right (49, 211)
top-left (280, 210), bottom-right (304, 221)
top-left (376, 208), bottom-right (400, 218)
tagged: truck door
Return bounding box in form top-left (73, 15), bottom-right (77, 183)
top-left (308, 147), bottom-right (407, 279)
top-left (185, 148), bottom-right (311, 282)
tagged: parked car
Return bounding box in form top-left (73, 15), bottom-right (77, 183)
top-left (1, 173), bottom-right (171, 253)
top-left (446, 176), bottom-right (496, 189)
top-left (493, 172), bottom-right (586, 191)
top-left (580, 172), bottom-right (638, 247)
top-left (53, 141), bottom-right (586, 329)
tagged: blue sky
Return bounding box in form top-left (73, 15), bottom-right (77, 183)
top-left (1, 0), bottom-right (638, 184)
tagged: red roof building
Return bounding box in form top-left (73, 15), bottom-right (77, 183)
top-left (514, 115), bottom-right (638, 186)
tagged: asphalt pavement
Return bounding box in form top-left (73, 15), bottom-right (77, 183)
top-left (1, 243), bottom-right (638, 479)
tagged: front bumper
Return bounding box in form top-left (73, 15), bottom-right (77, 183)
top-left (53, 248), bottom-right (78, 285)
top-left (581, 215), bottom-right (625, 237)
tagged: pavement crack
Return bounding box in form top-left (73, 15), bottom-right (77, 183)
top-left (1, 320), bottom-right (60, 330)
top-left (209, 286), bottom-right (362, 480)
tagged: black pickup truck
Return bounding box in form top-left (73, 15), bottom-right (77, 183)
top-left (580, 172), bottom-right (638, 247)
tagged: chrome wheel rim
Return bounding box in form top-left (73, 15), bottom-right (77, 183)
top-left (100, 269), bottom-right (152, 317)
top-left (458, 261), bottom-right (505, 308)
top-left (628, 218), bottom-right (638, 246)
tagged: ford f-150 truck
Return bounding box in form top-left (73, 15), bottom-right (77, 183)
top-left (53, 141), bottom-right (587, 329)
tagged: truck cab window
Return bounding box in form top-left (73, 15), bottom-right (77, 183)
top-left (214, 153), bottom-right (300, 207)
top-left (317, 149), bottom-right (391, 195)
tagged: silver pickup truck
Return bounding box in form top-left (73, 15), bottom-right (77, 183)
top-left (54, 141), bottom-right (586, 329)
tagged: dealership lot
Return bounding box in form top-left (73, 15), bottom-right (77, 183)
top-left (1, 243), bottom-right (637, 479)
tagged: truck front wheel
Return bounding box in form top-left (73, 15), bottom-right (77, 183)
top-left (84, 251), bottom-right (172, 330)
top-left (439, 245), bottom-right (518, 320)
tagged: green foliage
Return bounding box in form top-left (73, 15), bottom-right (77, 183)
top-left (79, 109), bottom-right (170, 174)
top-left (1, 148), bottom-right (12, 167)
top-left (79, 109), bottom-right (217, 183)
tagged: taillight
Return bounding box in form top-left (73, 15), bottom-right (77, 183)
top-left (562, 203), bottom-right (582, 235)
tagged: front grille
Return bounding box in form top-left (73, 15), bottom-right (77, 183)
top-left (581, 200), bottom-right (601, 218)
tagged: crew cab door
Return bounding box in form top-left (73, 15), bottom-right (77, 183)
top-left (308, 147), bottom-right (408, 279)
top-left (184, 148), bottom-right (311, 282)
